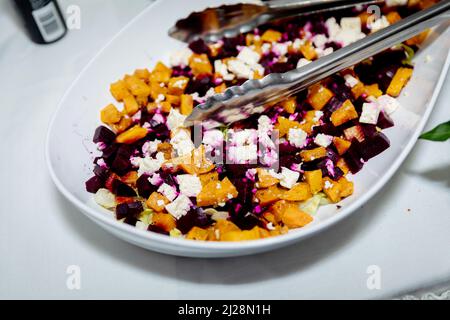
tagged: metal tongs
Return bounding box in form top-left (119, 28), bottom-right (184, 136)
top-left (170, 0), bottom-right (384, 42)
top-left (184, 1), bottom-right (450, 127)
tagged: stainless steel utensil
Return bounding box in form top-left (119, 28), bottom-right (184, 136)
top-left (170, 0), bottom-right (383, 43)
top-left (185, 1), bottom-right (450, 128)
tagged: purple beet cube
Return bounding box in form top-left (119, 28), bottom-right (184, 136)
top-left (93, 126), bottom-right (116, 145)
top-left (85, 176), bottom-right (104, 193)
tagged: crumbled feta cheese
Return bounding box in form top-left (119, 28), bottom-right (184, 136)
top-left (157, 200), bottom-right (165, 207)
top-left (155, 94), bottom-right (165, 103)
top-left (272, 42), bottom-right (289, 57)
top-left (325, 17), bottom-right (341, 39)
top-left (344, 74), bottom-right (359, 88)
top-left (165, 195), bottom-right (191, 220)
top-left (142, 139), bottom-right (161, 156)
top-left (297, 58), bottom-right (312, 68)
top-left (237, 47), bottom-right (261, 65)
top-left (279, 167), bottom-right (300, 189)
top-left (313, 34), bottom-right (328, 49)
top-left (258, 115), bottom-right (273, 133)
top-left (292, 38), bottom-right (305, 50)
top-left (214, 60), bottom-right (235, 81)
top-left (170, 129), bottom-right (194, 156)
top-left (261, 43), bottom-right (272, 54)
top-left (313, 111), bottom-right (324, 123)
top-left (94, 189), bottom-right (116, 209)
top-left (288, 128), bottom-right (308, 148)
top-left (135, 221), bottom-right (149, 230)
top-left (360, 102), bottom-right (381, 124)
top-left (166, 108), bottom-right (186, 130)
top-left (314, 134), bottom-right (333, 148)
top-left (377, 95), bottom-right (401, 115)
top-left (158, 183), bottom-right (177, 202)
top-left (228, 144), bottom-right (258, 164)
top-left (324, 180), bottom-right (333, 189)
top-left (169, 47), bottom-right (193, 67)
top-left (151, 113), bottom-right (165, 125)
top-left (148, 173), bottom-right (162, 186)
top-left (230, 129), bottom-right (257, 146)
top-left (340, 17), bottom-right (362, 33)
top-left (203, 129), bottom-right (224, 147)
top-left (227, 59), bottom-right (253, 79)
top-left (326, 16), bottom-right (366, 47)
top-left (386, 0), bottom-right (408, 7)
top-left (369, 16), bottom-right (390, 33)
top-left (176, 174), bottom-right (202, 197)
top-left (137, 152), bottom-right (165, 177)
top-left (266, 222), bottom-right (276, 231)
top-left (317, 47), bottom-right (334, 57)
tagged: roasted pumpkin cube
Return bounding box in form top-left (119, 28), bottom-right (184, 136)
top-left (300, 147), bottom-right (327, 162)
top-left (135, 95), bottom-right (149, 107)
top-left (115, 125), bottom-right (148, 144)
top-left (124, 75), bottom-right (151, 97)
top-left (100, 104), bottom-right (122, 124)
top-left (149, 81), bottom-right (168, 101)
top-left (197, 177), bottom-right (238, 207)
top-left (300, 41), bottom-right (318, 60)
top-left (159, 101), bottom-right (172, 113)
top-left (111, 117), bottom-right (133, 134)
top-left (330, 99), bottom-right (358, 126)
top-left (149, 62), bottom-right (172, 83)
top-left (280, 97), bottom-right (297, 114)
top-left (157, 142), bottom-right (173, 160)
top-left (168, 77), bottom-right (190, 96)
top-left (146, 192), bottom-right (170, 212)
top-left (307, 83), bottom-right (334, 110)
top-left (199, 171), bottom-right (219, 187)
top-left (121, 171), bottom-right (138, 187)
top-left (110, 80), bottom-right (131, 102)
top-left (215, 83), bottom-right (227, 93)
top-left (351, 81), bottom-right (365, 99)
top-left (123, 95), bottom-right (140, 116)
top-left (275, 116), bottom-right (301, 137)
top-left (180, 94), bottom-right (194, 115)
top-left (339, 177), bottom-right (354, 198)
top-left (304, 170), bottom-right (323, 194)
top-left (323, 178), bottom-right (341, 203)
top-left (405, 29), bottom-right (429, 46)
top-left (364, 83), bottom-right (383, 98)
top-left (166, 94), bottom-right (181, 106)
top-left (221, 227), bottom-right (261, 242)
top-left (215, 220), bottom-right (240, 239)
top-left (280, 183), bottom-right (312, 201)
top-left (387, 67), bottom-right (413, 97)
top-left (134, 68), bottom-right (151, 81)
top-left (261, 29), bottom-right (282, 42)
top-left (189, 54), bottom-right (213, 77)
top-left (333, 137), bottom-right (352, 155)
top-left (336, 158), bottom-right (350, 175)
top-left (281, 206), bottom-right (313, 229)
top-left (270, 200), bottom-right (298, 223)
top-left (152, 213), bottom-right (176, 232)
top-left (254, 185), bottom-right (284, 206)
top-left (186, 227), bottom-right (209, 241)
top-left (256, 168), bottom-right (279, 188)
top-left (386, 11), bottom-right (402, 24)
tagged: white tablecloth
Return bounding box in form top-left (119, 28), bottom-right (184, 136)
top-left (0, 0), bottom-right (449, 299)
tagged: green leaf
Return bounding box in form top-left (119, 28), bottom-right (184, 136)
top-left (400, 44), bottom-right (415, 65)
top-left (419, 121), bottom-right (450, 141)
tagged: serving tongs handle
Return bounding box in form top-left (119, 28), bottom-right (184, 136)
top-left (185, 1), bottom-right (450, 126)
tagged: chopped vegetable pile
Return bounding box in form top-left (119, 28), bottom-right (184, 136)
top-left (86, 1), bottom-right (433, 241)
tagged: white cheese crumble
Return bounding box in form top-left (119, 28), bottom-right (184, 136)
top-left (313, 34), bottom-right (328, 49)
top-left (237, 47), bottom-right (261, 65)
top-left (288, 128), bottom-right (308, 148)
top-left (137, 152), bottom-right (166, 177)
top-left (279, 167), bottom-right (300, 189)
top-left (369, 16), bottom-right (390, 33)
top-left (158, 183), bottom-right (178, 202)
top-left (313, 111), bottom-right (324, 123)
top-left (170, 129), bottom-right (194, 157)
top-left (360, 102), bottom-right (381, 124)
top-left (176, 174), bottom-right (202, 197)
top-left (203, 129), bottom-right (224, 147)
top-left (142, 139), bottom-right (161, 157)
top-left (230, 129), bottom-right (258, 146)
top-left (386, 0), bottom-right (408, 7)
top-left (228, 144), bottom-right (258, 164)
top-left (94, 189), bottom-right (116, 209)
top-left (227, 59), bottom-right (253, 79)
top-left (214, 60), bottom-right (235, 81)
top-left (344, 74), bottom-right (359, 88)
top-left (165, 195), bottom-right (191, 220)
top-left (166, 108), bottom-right (187, 130)
top-left (324, 180), bottom-right (333, 189)
top-left (314, 134), bottom-right (333, 148)
top-left (272, 42), bottom-right (289, 57)
top-left (297, 58), bottom-right (312, 68)
top-left (135, 221), bottom-right (149, 230)
top-left (377, 95), bottom-right (401, 115)
top-left (169, 47), bottom-right (193, 67)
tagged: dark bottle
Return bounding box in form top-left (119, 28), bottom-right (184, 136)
top-left (13, 0), bottom-right (67, 44)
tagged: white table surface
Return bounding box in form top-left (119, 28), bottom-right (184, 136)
top-left (0, 0), bottom-right (449, 300)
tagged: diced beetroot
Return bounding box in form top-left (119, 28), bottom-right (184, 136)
top-left (172, 66), bottom-right (193, 78)
top-left (185, 74), bottom-right (213, 96)
top-left (359, 132), bottom-right (390, 161)
top-left (176, 207), bottom-right (211, 234)
top-left (231, 212), bottom-right (261, 231)
top-left (188, 38), bottom-right (210, 55)
top-left (147, 224), bottom-right (169, 235)
top-left (112, 180), bottom-right (137, 197)
top-left (124, 216), bottom-right (138, 226)
top-left (344, 125), bottom-right (365, 143)
top-left (325, 96), bottom-right (344, 113)
top-left (343, 141), bottom-right (364, 174)
top-left (93, 165), bottom-right (109, 180)
top-left (136, 174), bottom-right (157, 199)
top-left (115, 201), bottom-right (143, 220)
top-left (85, 176), bottom-right (103, 193)
top-left (316, 122), bottom-right (341, 136)
top-left (93, 126), bottom-right (116, 145)
top-left (360, 124), bottom-right (377, 139)
top-left (377, 110), bottom-right (394, 129)
top-left (111, 145), bottom-right (133, 175)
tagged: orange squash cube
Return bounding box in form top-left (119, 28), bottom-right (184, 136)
top-left (134, 68), bottom-right (151, 81)
top-left (387, 67), bottom-right (413, 97)
top-left (189, 54), bottom-right (213, 77)
top-left (199, 171), bottom-right (219, 187)
top-left (186, 227), bottom-right (209, 241)
top-left (135, 95), bottom-right (149, 107)
top-left (274, 116), bottom-right (301, 137)
top-left (110, 80), bottom-right (131, 102)
top-left (221, 227), bottom-right (261, 242)
top-left (304, 170), bottom-right (323, 194)
top-left (280, 97), bottom-right (297, 114)
top-left (336, 158), bottom-right (350, 175)
top-left (323, 178), bottom-right (342, 203)
top-left (124, 75), bottom-right (151, 97)
top-left (386, 11), bottom-right (402, 24)
top-left (261, 29), bottom-right (282, 43)
top-left (146, 192), bottom-right (170, 212)
top-left (111, 117), bottom-right (133, 133)
top-left (215, 220), bottom-right (240, 238)
top-left (270, 200), bottom-right (297, 223)
top-left (351, 81), bottom-right (365, 99)
top-left (152, 213), bottom-right (176, 232)
top-left (100, 104), bottom-right (122, 124)
top-left (300, 41), bottom-right (318, 60)
top-left (256, 169), bottom-right (279, 188)
top-left (115, 125), bottom-right (148, 144)
top-left (168, 77), bottom-right (190, 96)
top-left (338, 177), bottom-right (354, 198)
top-left (281, 206), bottom-right (313, 229)
top-left (215, 83), bottom-right (227, 93)
top-left (333, 137), bottom-right (352, 155)
top-left (121, 171), bottom-right (138, 187)
top-left (149, 81), bottom-right (168, 101)
top-left (197, 177), bottom-right (238, 207)
top-left (166, 94), bottom-right (181, 106)
top-left (123, 95), bottom-right (140, 116)
top-left (405, 29), bottom-right (429, 46)
top-left (300, 147), bottom-right (327, 162)
top-left (307, 83), bottom-right (334, 110)
top-left (330, 99), bottom-right (358, 126)
top-left (180, 94), bottom-right (194, 115)
top-left (254, 185), bottom-right (284, 206)
top-left (364, 83), bottom-right (383, 98)
top-left (159, 101), bottom-right (172, 113)
top-left (280, 183), bottom-right (312, 201)
top-left (149, 62), bottom-right (172, 83)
